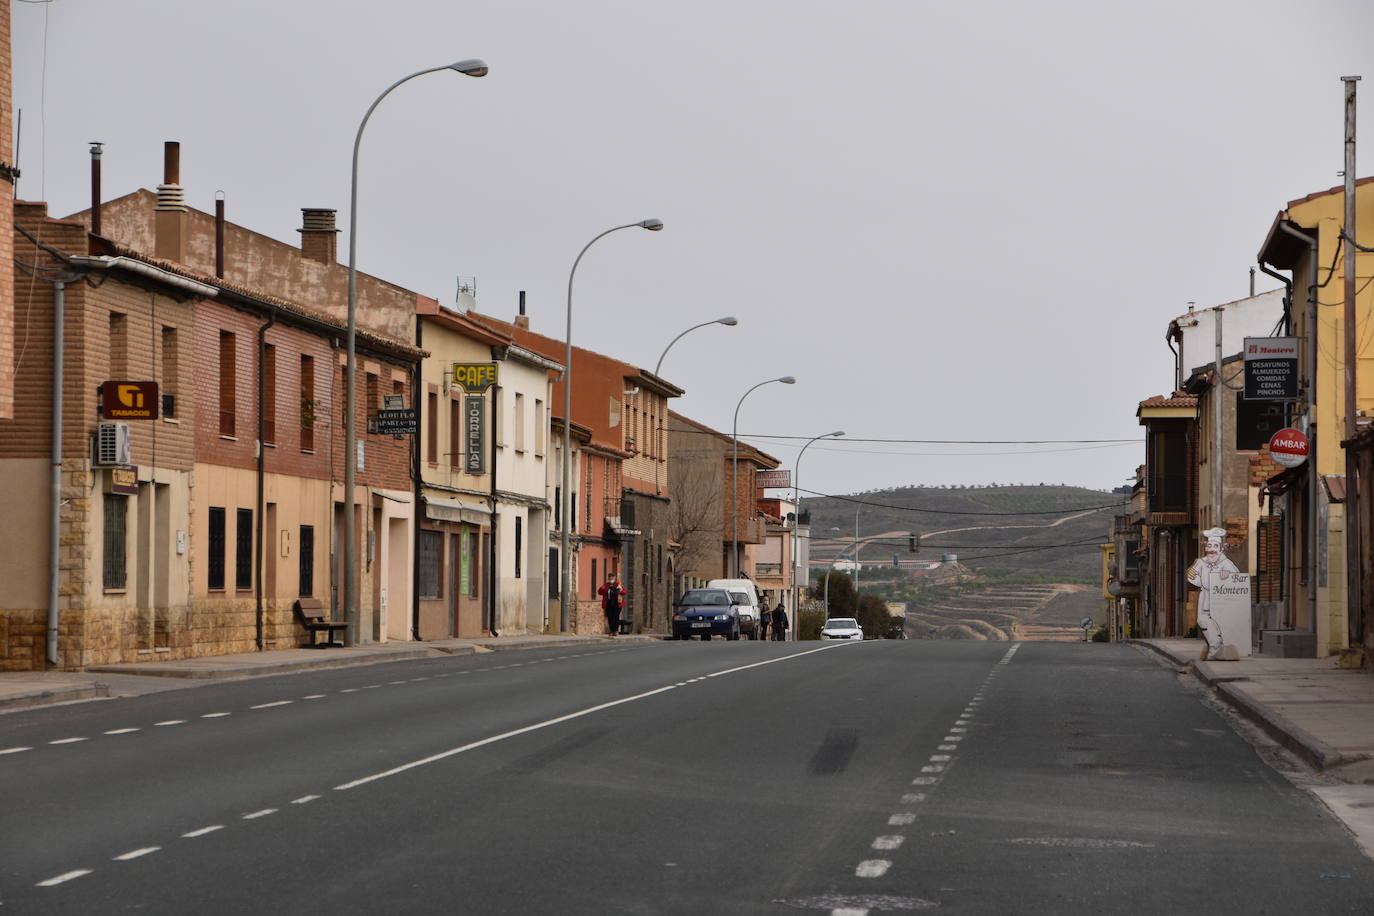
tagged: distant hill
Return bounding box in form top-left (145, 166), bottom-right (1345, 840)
top-left (802, 484), bottom-right (1125, 583)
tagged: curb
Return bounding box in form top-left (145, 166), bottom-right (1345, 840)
top-left (1213, 680), bottom-right (1345, 771)
top-left (0, 684), bottom-right (109, 711)
top-left (84, 647), bottom-right (445, 679)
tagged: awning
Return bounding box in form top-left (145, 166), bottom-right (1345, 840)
top-left (1322, 475), bottom-right (1347, 504)
top-left (423, 495), bottom-right (491, 525)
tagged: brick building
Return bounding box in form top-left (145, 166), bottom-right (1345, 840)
top-left (0, 3), bottom-right (15, 419)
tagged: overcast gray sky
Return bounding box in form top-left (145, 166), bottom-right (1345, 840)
top-left (12, 0), bottom-right (1374, 498)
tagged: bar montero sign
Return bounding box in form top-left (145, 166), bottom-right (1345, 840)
top-left (1243, 337), bottom-right (1298, 401)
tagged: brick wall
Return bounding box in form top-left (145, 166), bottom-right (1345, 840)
top-left (330, 350), bottom-right (415, 491)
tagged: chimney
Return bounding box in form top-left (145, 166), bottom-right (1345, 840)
top-left (514, 290), bottom-right (529, 329)
top-left (298, 208), bottom-right (339, 264)
top-left (154, 141), bottom-right (187, 263)
top-left (215, 192), bottom-right (226, 278)
top-left (89, 142), bottom-right (103, 237)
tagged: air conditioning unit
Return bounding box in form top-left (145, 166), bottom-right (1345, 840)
top-left (94, 422), bottom-right (132, 467)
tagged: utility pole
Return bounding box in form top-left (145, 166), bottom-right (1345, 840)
top-left (1214, 306), bottom-right (1224, 531)
top-left (1342, 75), bottom-right (1361, 646)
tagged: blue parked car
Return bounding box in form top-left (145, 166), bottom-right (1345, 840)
top-left (672, 588), bottom-right (741, 640)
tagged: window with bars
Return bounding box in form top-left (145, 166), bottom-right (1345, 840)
top-left (299, 525), bottom-right (314, 596)
top-left (428, 391), bottom-right (439, 465)
top-left (236, 508), bottom-right (253, 590)
top-left (514, 516), bottom-right (523, 579)
top-left (418, 530), bottom-right (442, 599)
top-left (103, 494), bottom-right (127, 590)
top-left (208, 507), bottom-right (226, 590)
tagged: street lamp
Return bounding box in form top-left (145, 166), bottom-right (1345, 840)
top-left (792, 429), bottom-right (843, 640)
top-left (344, 58), bottom-right (488, 646)
top-left (730, 376), bottom-right (795, 578)
top-left (559, 219), bottom-right (664, 633)
top-left (653, 316), bottom-right (738, 377)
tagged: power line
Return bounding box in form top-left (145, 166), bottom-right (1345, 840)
top-left (798, 487), bottom-right (1127, 516)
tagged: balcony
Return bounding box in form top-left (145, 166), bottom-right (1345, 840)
top-left (604, 496), bottom-right (640, 540)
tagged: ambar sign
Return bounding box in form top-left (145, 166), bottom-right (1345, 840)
top-left (1269, 427), bottom-right (1309, 468)
top-left (102, 381), bottom-right (159, 420)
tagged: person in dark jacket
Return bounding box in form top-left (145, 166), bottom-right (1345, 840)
top-left (771, 600), bottom-right (789, 641)
top-left (598, 573), bottom-right (627, 636)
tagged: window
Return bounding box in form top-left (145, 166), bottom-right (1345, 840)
top-left (591, 559), bottom-right (598, 599)
top-left (110, 312), bottom-right (128, 379)
top-left (657, 544), bottom-right (663, 583)
top-left (427, 391), bottom-right (439, 465)
top-left (161, 326), bottom-right (178, 418)
top-left (299, 354), bottom-right (315, 452)
top-left (103, 494), bottom-right (127, 589)
top-left (514, 516), bottom-right (523, 579)
top-left (514, 392), bottom-right (526, 451)
top-left (208, 507), bottom-right (226, 590)
top-left (219, 331), bottom-right (236, 437)
top-left (263, 343), bottom-right (277, 445)
top-left (535, 399), bottom-right (545, 455)
top-left (1151, 426), bottom-right (1190, 513)
top-left (1236, 392), bottom-right (1287, 452)
top-left (418, 530), bottom-right (442, 599)
top-left (236, 508), bottom-right (253, 590)
top-left (299, 525), bottom-right (315, 596)
top-left (366, 373), bottom-right (379, 421)
top-left (549, 547), bottom-right (560, 598)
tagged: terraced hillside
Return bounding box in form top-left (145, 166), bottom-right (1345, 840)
top-left (904, 583), bottom-right (1102, 642)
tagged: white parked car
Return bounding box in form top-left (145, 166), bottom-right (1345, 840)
top-left (820, 617), bottom-right (864, 640)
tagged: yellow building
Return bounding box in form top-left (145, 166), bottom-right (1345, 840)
top-left (1257, 176), bottom-right (1374, 656)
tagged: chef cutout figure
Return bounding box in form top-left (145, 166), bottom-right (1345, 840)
top-left (1187, 527), bottom-right (1239, 660)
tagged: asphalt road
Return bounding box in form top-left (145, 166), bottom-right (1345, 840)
top-left (3, 640), bottom-right (1373, 914)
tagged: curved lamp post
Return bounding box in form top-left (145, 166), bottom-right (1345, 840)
top-left (653, 316), bottom-right (737, 377)
top-left (730, 376), bottom-right (795, 578)
top-left (559, 219), bottom-right (664, 632)
top-left (345, 59), bottom-right (488, 646)
top-left (792, 429), bottom-right (843, 639)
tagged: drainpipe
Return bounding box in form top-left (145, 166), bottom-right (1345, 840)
top-left (489, 384), bottom-right (500, 636)
top-left (1277, 221), bottom-right (1319, 634)
top-left (1257, 263), bottom-right (1295, 337)
top-left (47, 274), bottom-right (76, 666)
top-left (255, 306), bottom-right (277, 650)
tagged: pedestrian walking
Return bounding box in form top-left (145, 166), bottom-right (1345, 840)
top-left (598, 572), bottom-right (627, 636)
top-left (771, 599), bottom-right (789, 641)
top-left (757, 601), bottom-right (770, 641)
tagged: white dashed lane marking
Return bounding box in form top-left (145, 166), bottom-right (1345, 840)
top-left (0, 746), bottom-right (33, 755)
top-left (49, 737), bottom-right (88, 745)
top-left (36, 869), bottom-right (91, 887)
top-left (201, 712), bottom-right (232, 719)
top-left (104, 728), bottom-right (139, 735)
top-left (113, 847), bottom-right (160, 861)
top-left (856, 860), bottom-right (891, 878)
top-left (250, 701), bottom-right (293, 709)
top-left (872, 836), bottom-right (905, 851)
top-left (181, 825), bottom-right (223, 839)
top-left (242, 809), bottom-right (277, 820)
top-left (290, 795), bottom-right (320, 805)
top-left (154, 720), bottom-right (186, 727)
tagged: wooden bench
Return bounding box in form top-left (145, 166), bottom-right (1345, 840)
top-left (293, 598), bottom-right (348, 648)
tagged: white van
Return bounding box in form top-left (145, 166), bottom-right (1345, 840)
top-left (707, 579), bottom-right (763, 639)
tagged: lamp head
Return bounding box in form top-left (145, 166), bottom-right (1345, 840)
top-left (639, 218), bottom-right (665, 231)
top-left (828, 430), bottom-right (845, 437)
top-left (449, 59), bottom-right (489, 77)
top-left (778, 376), bottom-right (796, 384)
top-left (717, 316), bottom-right (739, 326)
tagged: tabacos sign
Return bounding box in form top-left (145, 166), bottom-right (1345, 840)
top-left (101, 381), bottom-right (159, 420)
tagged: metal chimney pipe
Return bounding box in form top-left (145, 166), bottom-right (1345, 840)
top-left (215, 192), bottom-right (226, 278)
top-left (89, 142), bottom-right (103, 236)
top-left (163, 141), bottom-right (180, 184)
top-left (519, 290), bottom-right (526, 316)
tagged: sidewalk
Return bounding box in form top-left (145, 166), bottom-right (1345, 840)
top-left (0, 633), bottom-right (657, 713)
top-left (1136, 638), bottom-right (1374, 780)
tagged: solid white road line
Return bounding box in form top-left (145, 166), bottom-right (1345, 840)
top-left (36, 869), bottom-right (92, 886)
top-left (335, 645), bottom-right (848, 792)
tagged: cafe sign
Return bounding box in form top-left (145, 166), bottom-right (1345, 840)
top-left (451, 362), bottom-right (498, 393)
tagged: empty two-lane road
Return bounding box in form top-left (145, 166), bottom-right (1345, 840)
top-left (4, 640), bottom-right (1372, 914)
